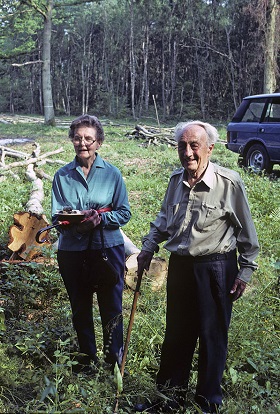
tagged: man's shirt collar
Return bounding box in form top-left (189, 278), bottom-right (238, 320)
top-left (182, 161), bottom-right (215, 189)
top-left (201, 161), bottom-right (215, 189)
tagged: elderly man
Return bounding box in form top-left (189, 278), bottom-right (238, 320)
top-left (135, 121), bottom-right (259, 413)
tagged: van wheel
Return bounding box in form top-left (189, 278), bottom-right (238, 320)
top-left (246, 144), bottom-right (272, 173)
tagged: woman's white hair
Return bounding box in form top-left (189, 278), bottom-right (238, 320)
top-left (174, 121), bottom-right (219, 146)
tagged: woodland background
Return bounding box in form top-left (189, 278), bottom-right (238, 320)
top-left (0, 0), bottom-right (279, 125)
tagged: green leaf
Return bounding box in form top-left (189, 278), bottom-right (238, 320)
top-left (229, 367), bottom-right (238, 385)
top-left (113, 363), bottom-right (123, 393)
top-left (0, 310), bottom-right (6, 331)
top-left (246, 358), bottom-right (259, 372)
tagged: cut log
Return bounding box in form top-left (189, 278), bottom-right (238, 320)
top-left (8, 212), bottom-right (50, 260)
top-left (120, 229), bottom-right (167, 291)
top-left (125, 253), bottom-right (167, 291)
top-left (146, 257), bottom-right (167, 290)
top-left (2, 142), bottom-right (65, 262)
top-left (25, 164), bottom-right (44, 215)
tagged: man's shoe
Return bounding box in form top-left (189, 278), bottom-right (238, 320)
top-left (194, 397), bottom-right (220, 414)
top-left (72, 362), bottom-right (98, 376)
top-left (72, 354), bottom-right (99, 376)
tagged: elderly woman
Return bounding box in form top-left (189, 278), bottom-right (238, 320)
top-left (51, 114), bottom-right (131, 373)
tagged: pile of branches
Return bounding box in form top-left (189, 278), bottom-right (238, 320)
top-left (126, 125), bottom-right (177, 147)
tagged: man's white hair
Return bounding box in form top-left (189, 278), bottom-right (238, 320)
top-left (174, 121), bottom-right (219, 146)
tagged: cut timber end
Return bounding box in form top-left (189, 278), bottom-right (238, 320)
top-left (125, 253), bottom-right (167, 291)
top-left (8, 212), bottom-right (50, 260)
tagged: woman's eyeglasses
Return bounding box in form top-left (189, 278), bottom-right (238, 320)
top-left (72, 136), bottom-right (96, 145)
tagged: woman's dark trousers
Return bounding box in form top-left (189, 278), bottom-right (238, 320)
top-left (156, 251), bottom-right (238, 410)
top-left (57, 245), bottom-right (125, 366)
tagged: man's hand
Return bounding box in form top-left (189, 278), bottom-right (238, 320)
top-left (137, 250), bottom-right (154, 277)
top-left (76, 209), bottom-right (101, 234)
top-left (230, 278), bottom-right (247, 301)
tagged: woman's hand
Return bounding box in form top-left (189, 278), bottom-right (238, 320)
top-left (76, 209), bottom-right (102, 234)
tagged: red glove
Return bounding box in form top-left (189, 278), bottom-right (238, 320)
top-left (76, 209), bottom-right (102, 234)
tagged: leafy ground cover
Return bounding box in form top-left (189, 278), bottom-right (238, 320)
top-left (0, 118), bottom-right (279, 413)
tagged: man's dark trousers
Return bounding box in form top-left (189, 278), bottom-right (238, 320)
top-left (57, 245), bottom-right (125, 366)
top-left (156, 250), bottom-right (238, 410)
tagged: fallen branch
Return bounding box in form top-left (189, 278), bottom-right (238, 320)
top-left (0, 148), bottom-right (64, 171)
top-left (32, 142), bottom-right (41, 158)
top-left (0, 146), bottom-right (29, 160)
top-left (0, 148), bottom-right (4, 166)
top-left (12, 60), bottom-right (43, 67)
top-left (36, 168), bottom-right (52, 181)
top-left (43, 158), bottom-right (66, 165)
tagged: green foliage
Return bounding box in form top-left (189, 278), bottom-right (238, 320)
top-left (223, 273), bottom-right (280, 413)
top-left (0, 0), bottom-right (41, 58)
top-left (0, 120), bottom-right (279, 413)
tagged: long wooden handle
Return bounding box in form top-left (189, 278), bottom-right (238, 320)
top-left (112, 269), bottom-right (144, 413)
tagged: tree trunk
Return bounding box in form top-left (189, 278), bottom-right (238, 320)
top-left (138, 24), bottom-right (149, 117)
top-left (161, 36), bottom-right (166, 120)
top-left (9, 70), bottom-right (15, 115)
top-left (129, 1), bottom-right (136, 119)
top-left (85, 32), bottom-right (93, 114)
top-left (263, 0), bottom-right (278, 93)
top-left (225, 27), bottom-right (238, 110)
top-left (195, 43), bottom-right (206, 120)
top-left (170, 39), bottom-right (177, 115)
top-left (42, 0), bottom-right (55, 126)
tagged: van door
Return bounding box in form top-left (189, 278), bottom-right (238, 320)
top-left (227, 98), bottom-right (267, 154)
top-left (261, 97), bottom-right (280, 162)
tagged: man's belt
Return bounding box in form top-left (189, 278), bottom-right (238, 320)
top-left (192, 250), bottom-right (236, 262)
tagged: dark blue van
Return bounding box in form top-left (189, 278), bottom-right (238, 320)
top-left (226, 93), bottom-right (280, 173)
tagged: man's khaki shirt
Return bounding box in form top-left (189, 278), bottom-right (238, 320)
top-left (142, 162), bottom-right (259, 283)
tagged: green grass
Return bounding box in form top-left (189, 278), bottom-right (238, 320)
top-left (0, 118), bottom-right (279, 413)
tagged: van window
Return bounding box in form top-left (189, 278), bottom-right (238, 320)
top-left (241, 99), bottom-right (266, 122)
top-left (264, 98), bottom-right (280, 122)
